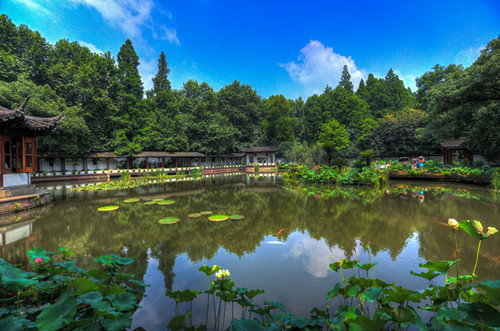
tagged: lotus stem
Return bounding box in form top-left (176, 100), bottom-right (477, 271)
top-left (367, 247), bottom-right (376, 287)
top-left (453, 231), bottom-right (460, 279)
top-left (472, 240), bottom-right (482, 276)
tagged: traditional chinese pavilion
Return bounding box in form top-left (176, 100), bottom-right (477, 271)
top-left (0, 97), bottom-right (64, 187)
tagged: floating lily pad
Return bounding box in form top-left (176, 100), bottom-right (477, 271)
top-left (144, 201), bottom-right (156, 205)
top-left (157, 200), bottom-right (175, 205)
top-left (123, 198), bottom-right (140, 203)
top-left (188, 213), bottom-right (202, 218)
top-left (153, 198), bottom-right (164, 202)
top-left (158, 217), bottom-right (180, 225)
top-left (229, 214), bottom-right (245, 220)
top-left (209, 214), bottom-right (229, 222)
top-left (200, 211), bottom-right (213, 215)
top-left (98, 206), bottom-right (119, 211)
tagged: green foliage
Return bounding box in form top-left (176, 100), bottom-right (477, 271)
top-left (356, 70), bottom-right (413, 118)
top-left (367, 108), bottom-right (429, 156)
top-left (262, 95), bottom-right (296, 147)
top-left (317, 118), bottom-right (349, 165)
top-left (284, 141), bottom-right (324, 166)
top-left (0, 248), bottom-right (145, 330)
top-left (0, 79), bottom-right (92, 156)
top-left (179, 80), bottom-right (238, 154)
top-left (282, 164), bottom-right (389, 187)
top-left (338, 65), bottom-right (354, 93)
top-left (415, 63), bottom-right (463, 110)
top-left (191, 168), bottom-right (202, 177)
top-left (217, 80), bottom-right (263, 149)
top-left (0, 14), bottom-right (497, 163)
top-left (492, 172), bottom-right (500, 190)
top-left (71, 171), bottom-right (190, 191)
top-left (420, 36), bottom-right (500, 160)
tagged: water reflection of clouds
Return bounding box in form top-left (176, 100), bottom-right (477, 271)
top-left (285, 237), bottom-right (345, 278)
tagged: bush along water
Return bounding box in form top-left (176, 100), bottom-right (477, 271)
top-left (71, 170), bottom-right (189, 191)
top-left (281, 163), bottom-right (389, 188)
top-left (388, 159), bottom-right (497, 182)
top-left (0, 248), bottom-right (146, 330)
top-left (160, 219), bottom-right (499, 330)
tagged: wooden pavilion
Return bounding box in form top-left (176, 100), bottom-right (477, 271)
top-left (240, 146), bottom-right (280, 164)
top-left (443, 139), bottom-right (472, 165)
top-left (0, 97), bottom-right (64, 187)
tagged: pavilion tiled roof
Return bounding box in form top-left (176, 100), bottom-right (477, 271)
top-left (216, 152), bottom-right (246, 158)
top-left (240, 146), bottom-right (281, 153)
top-left (443, 139), bottom-right (467, 149)
top-left (0, 97), bottom-right (65, 134)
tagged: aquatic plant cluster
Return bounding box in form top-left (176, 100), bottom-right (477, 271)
top-left (388, 160), bottom-right (498, 181)
top-left (0, 248), bottom-right (146, 330)
top-left (71, 170), bottom-right (188, 191)
top-left (97, 197), bottom-right (245, 225)
top-left (281, 163), bottom-right (389, 188)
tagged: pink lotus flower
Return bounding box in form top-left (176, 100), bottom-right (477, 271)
top-left (35, 257), bottom-right (43, 263)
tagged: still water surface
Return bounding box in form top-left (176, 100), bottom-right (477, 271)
top-left (6, 174), bottom-right (500, 329)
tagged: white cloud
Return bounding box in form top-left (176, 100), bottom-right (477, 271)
top-left (78, 40), bottom-right (104, 54)
top-left (455, 46), bottom-right (484, 68)
top-left (12, 0), bottom-right (51, 15)
top-left (285, 237), bottom-right (345, 278)
top-left (281, 40), bottom-right (366, 97)
top-left (70, 0), bottom-right (179, 45)
top-left (153, 25), bottom-right (180, 46)
top-left (71, 0), bottom-right (154, 40)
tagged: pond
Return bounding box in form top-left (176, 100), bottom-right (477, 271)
top-left (3, 174), bottom-right (499, 330)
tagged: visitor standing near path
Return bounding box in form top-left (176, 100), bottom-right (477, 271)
top-left (418, 156), bottom-right (425, 173)
top-left (411, 158), bottom-right (418, 170)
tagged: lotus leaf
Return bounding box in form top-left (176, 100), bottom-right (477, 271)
top-left (0, 261), bottom-right (36, 290)
top-left (144, 201), bottom-right (156, 205)
top-left (229, 214), bottom-right (245, 220)
top-left (123, 198), bottom-right (140, 203)
top-left (108, 292), bottom-right (137, 311)
top-left (36, 289), bottom-right (77, 331)
top-left (188, 213), bottom-right (202, 218)
top-left (94, 255), bottom-right (134, 267)
top-left (158, 217), bottom-right (180, 224)
top-left (459, 220), bottom-right (498, 240)
top-left (153, 198), bottom-right (164, 202)
top-left (98, 205), bottom-right (119, 211)
top-left (157, 200), bottom-right (175, 205)
top-left (200, 211), bottom-right (213, 215)
top-left (208, 214), bottom-right (229, 222)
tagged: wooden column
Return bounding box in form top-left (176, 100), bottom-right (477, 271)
top-left (188, 157), bottom-right (190, 167)
top-left (162, 157), bottom-right (165, 168)
top-left (146, 157), bottom-right (149, 169)
top-left (61, 158), bottom-right (65, 173)
top-left (175, 158), bottom-right (178, 168)
top-left (107, 158), bottom-right (110, 170)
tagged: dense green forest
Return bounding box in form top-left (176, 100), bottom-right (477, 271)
top-left (0, 14), bottom-right (498, 162)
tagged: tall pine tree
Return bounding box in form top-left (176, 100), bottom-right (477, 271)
top-left (145, 52), bottom-right (188, 151)
top-left (114, 39), bottom-right (146, 155)
top-left (339, 65), bottom-right (354, 93)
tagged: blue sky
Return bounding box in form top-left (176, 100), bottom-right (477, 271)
top-left (1, 0), bottom-right (499, 99)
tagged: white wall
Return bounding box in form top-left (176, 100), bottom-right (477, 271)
top-left (3, 173), bottom-right (30, 187)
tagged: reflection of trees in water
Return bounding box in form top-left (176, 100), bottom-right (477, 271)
top-left (33, 177), bottom-right (500, 294)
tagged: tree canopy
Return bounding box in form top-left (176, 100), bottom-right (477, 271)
top-left (0, 14), bottom-right (497, 163)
